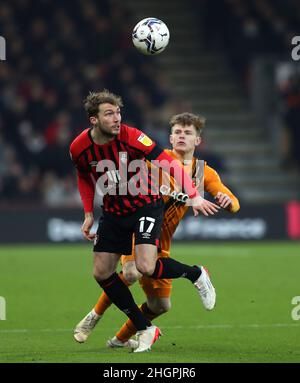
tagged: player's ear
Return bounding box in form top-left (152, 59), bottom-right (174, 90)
top-left (195, 136), bottom-right (201, 146)
top-left (90, 116), bottom-right (98, 126)
top-left (169, 134), bottom-right (174, 145)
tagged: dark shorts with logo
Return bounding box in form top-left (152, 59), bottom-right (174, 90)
top-left (93, 199), bottom-right (164, 255)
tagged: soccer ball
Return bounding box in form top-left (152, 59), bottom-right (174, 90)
top-left (132, 17), bottom-right (170, 56)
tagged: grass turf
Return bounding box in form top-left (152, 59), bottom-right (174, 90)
top-left (0, 242), bottom-right (299, 363)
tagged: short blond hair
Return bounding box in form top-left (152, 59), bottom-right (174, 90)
top-left (169, 112), bottom-right (205, 136)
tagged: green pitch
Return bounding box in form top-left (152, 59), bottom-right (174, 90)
top-left (0, 242), bottom-right (299, 363)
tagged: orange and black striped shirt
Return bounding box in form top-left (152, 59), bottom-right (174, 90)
top-left (159, 149), bottom-right (240, 257)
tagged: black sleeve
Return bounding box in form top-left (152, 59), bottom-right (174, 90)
top-left (145, 144), bottom-right (164, 161)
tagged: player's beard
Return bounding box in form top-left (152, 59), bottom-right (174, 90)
top-left (96, 122), bottom-right (119, 139)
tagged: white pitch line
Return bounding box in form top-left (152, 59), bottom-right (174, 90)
top-left (0, 323), bottom-right (299, 334)
top-left (171, 323), bottom-right (300, 329)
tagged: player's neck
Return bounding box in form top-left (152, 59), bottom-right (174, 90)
top-left (91, 127), bottom-right (115, 145)
top-left (172, 149), bottom-right (194, 164)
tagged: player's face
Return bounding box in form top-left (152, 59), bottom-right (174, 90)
top-left (170, 124), bottom-right (201, 154)
top-left (90, 103), bottom-right (121, 136)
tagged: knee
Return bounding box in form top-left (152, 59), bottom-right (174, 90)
top-left (93, 267), bottom-right (112, 282)
top-left (93, 252), bottom-right (118, 282)
top-left (149, 299), bottom-right (171, 315)
top-left (123, 269), bottom-right (140, 284)
top-left (93, 269), bottom-right (104, 282)
top-left (135, 245), bottom-right (157, 276)
top-left (157, 300), bottom-right (171, 314)
top-left (135, 260), bottom-right (155, 277)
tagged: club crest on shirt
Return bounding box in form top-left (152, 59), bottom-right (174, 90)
top-left (137, 133), bottom-right (152, 147)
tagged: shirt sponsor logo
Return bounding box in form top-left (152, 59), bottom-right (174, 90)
top-left (120, 152), bottom-right (128, 164)
top-left (160, 185), bottom-right (189, 203)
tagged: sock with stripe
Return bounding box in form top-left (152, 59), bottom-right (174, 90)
top-left (94, 272), bottom-right (131, 316)
top-left (116, 302), bottom-right (160, 343)
top-left (98, 272), bottom-right (151, 331)
top-left (151, 258), bottom-right (201, 283)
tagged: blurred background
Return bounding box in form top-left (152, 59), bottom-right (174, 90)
top-left (0, 0), bottom-right (300, 242)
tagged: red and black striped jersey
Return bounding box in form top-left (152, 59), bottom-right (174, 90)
top-left (70, 124), bottom-right (163, 216)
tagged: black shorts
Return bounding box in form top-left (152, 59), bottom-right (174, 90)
top-left (93, 199), bottom-right (164, 255)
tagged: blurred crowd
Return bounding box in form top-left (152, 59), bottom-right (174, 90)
top-left (1, 0), bottom-right (299, 208)
top-left (200, 0), bottom-right (300, 87)
top-left (199, 0), bottom-right (300, 172)
top-left (277, 68), bottom-right (300, 171)
top-left (0, 0), bottom-right (181, 207)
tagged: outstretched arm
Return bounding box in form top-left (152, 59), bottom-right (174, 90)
top-left (204, 165), bottom-right (240, 213)
top-left (148, 149), bottom-right (220, 217)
